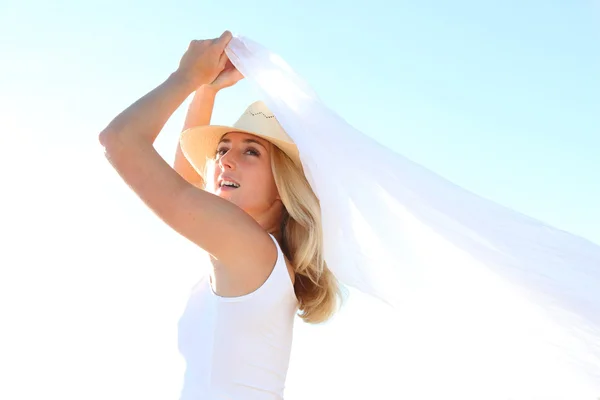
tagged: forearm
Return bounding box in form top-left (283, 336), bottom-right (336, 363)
top-left (174, 139), bottom-right (204, 187)
top-left (183, 85), bottom-right (218, 131)
top-left (99, 71), bottom-right (197, 149)
top-left (174, 85), bottom-right (219, 186)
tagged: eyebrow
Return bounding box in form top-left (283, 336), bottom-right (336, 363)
top-left (218, 137), bottom-right (268, 150)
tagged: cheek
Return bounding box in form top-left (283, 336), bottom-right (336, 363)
top-left (264, 167), bottom-right (279, 199)
top-left (246, 166), bottom-right (278, 201)
top-left (263, 175), bottom-right (280, 202)
top-left (268, 178), bottom-right (280, 200)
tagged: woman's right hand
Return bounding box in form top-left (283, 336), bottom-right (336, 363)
top-left (176, 31), bottom-right (233, 88)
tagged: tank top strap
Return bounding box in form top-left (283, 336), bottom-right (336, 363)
top-left (266, 233), bottom-right (297, 302)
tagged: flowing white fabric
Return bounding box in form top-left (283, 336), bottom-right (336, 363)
top-left (225, 36), bottom-right (600, 397)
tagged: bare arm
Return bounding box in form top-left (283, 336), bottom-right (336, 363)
top-left (183, 85), bottom-right (218, 131)
top-left (98, 34), bottom-right (276, 281)
top-left (174, 61), bottom-right (242, 187)
top-left (173, 85), bottom-right (218, 187)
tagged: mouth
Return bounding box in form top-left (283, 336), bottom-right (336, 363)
top-left (218, 179), bottom-right (241, 191)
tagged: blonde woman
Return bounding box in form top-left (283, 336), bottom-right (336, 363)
top-left (100, 31), bottom-right (600, 397)
top-left (99, 31), bottom-right (339, 399)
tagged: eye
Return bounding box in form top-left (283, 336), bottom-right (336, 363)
top-left (245, 147), bottom-right (260, 157)
top-left (215, 147), bottom-right (228, 157)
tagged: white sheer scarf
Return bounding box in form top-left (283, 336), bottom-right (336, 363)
top-left (225, 35), bottom-right (600, 394)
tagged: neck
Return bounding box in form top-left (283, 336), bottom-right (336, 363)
top-left (253, 200), bottom-right (284, 240)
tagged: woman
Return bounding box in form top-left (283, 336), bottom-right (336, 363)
top-left (99, 31), bottom-right (339, 399)
top-left (101, 32), bottom-right (600, 398)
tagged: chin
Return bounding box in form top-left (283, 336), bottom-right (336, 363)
top-left (216, 190), bottom-right (233, 199)
top-left (216, 189), bottom-right (241, 205)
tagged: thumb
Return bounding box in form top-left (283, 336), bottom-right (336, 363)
top-left (217, 30), bottom-right (233, 50)
top-left (218, 52), bottom-right (229, 70)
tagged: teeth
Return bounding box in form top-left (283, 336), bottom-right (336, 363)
top-left (221, 180), bottom-right (240, 188)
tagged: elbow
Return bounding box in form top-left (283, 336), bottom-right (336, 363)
top-left (98, 128), bottom-right (128, 166)
top-left (98, 127), bottom-right (128, 158)
top-left (98, 127), bottom-right (117, 150)
top-left (98, 126), bottom-right (111, 150)
top-left (98, 125), bottom-right (151, 154)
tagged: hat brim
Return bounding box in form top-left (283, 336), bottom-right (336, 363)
top-left (179, 125), bottom-right (301, 178)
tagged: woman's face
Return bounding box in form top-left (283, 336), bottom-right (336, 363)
top-left (209, 132), bottom-right (281, 218)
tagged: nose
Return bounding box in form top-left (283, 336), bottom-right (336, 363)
top-left (218, 150), bottom-right (237, 171)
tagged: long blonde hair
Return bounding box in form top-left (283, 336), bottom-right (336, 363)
top-left (270, 147), bottom-right (341, 324)
top-left (203, 142), bottom-right (341, 324)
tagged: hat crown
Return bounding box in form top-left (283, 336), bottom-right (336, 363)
top-left (179, 100), bottom-right (302, 177)
top-left (232, 101), bottom-right (293, 144)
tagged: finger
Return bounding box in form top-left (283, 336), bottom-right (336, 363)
top-left (218, 51), bottom-right (231, 69)
top-left (218, 53), bottom-right (229, 70)
top-left (216, 30), bottom-right (233, 49)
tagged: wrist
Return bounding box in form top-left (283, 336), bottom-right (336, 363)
top-left (170, 70), bottom-right (207, 93)
top-left (199, 84), bottom-right (220, 96)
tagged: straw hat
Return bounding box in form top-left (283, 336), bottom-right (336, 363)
top-left (180, 101), bottom-right (301, 177)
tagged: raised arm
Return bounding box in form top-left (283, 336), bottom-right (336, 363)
top-left (174, 63), bottom-right (243, 187)
top-left (98, 32), bottom-right (276, 278)
top-left (174, 85), bottom-right (217, 187)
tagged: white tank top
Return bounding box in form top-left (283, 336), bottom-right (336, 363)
top-left (177, 234), bottom-right (298, 400)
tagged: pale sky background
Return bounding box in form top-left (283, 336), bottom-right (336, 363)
top-left (1, 0), bottom-right (599, 399)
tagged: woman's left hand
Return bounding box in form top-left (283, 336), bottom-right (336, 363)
top-left (209, 59), bottom-right (244, 90)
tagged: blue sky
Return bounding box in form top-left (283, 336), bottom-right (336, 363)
top-left (2, 0), bottom-right (599, 243)
top-left (1, 1), bottom-right (599, 398)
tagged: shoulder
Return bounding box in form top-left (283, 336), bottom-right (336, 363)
top-left (211, 233), bottom-right (295, 299)
top-left (209, 231), bottom-right (277, 298)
